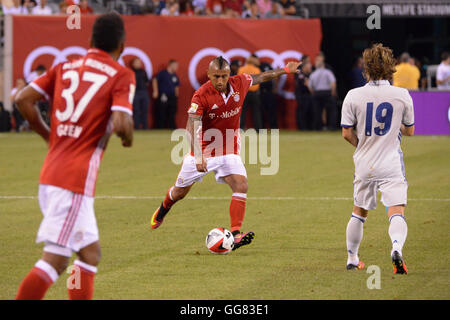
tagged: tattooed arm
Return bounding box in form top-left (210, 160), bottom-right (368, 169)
top-left (186, 113), bottom-right (207, 172)
top-left (251, 61), bottom-right (302, 86)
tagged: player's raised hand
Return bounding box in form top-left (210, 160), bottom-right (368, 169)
top-left (284, 61), bottom-right (302, 74)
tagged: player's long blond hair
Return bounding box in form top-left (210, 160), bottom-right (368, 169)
top-left (362, 43), bottom-right (397, 81)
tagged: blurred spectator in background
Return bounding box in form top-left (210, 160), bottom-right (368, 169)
top-left (256, 0), bottom-right (271, 17)
top-left (224, 0), bottom-right (243, 17)
top-left (436, 51), bottom-right (450, 90)
top-left (2, 0), bottom-right (27, 14)
top-left (193, 0), bottom-right (207, 14)
top-left (180, 0), bottom-right (195, 15)
top-left (161, 0), bottom-right (180, 16)
top-left (350, 56), bottom-right (365, 88)
top-left (206, 0), bottom-right (225, 16)
top-left (59, 0), bottom-right (68, 14)
top-left (410, 57), bottom-right (427, 90)
top-left (230, 59), bottom-right (242, 76)
top-left (26, 65), bottom-right (46, 83)
top-left (393, 52), bottom-right (420, 89)
top-left (309, 54), bottom-right (337, 130)
top-left (23, 0), bottom-right (37, 14)
top-left (153, 59), bottom-right (180, 129)
top-left (295, 55), bottom-right (314, 130)
top-left (264, 1), bottom-right (282, 18)
top-left (239, 54), bottom-right (262, 130)
top-left (131, 58), bottom-right (150, 130)
top-left (32, 0), bottom-right (53, 14)
top-left (79, 0), bottom-right (93, 14)
top-left (259, 60), bottom-right (278, 129)
top-left (241, 0), bottom-right (260, 18)
top-left (152, 0), bottom-right (165, 14)
top-left (0, 102), bottom-right (12, 132)
top-left (10, 78), bottom-right (27, 132)
top-left (278, 0), bottom-right (296, 16)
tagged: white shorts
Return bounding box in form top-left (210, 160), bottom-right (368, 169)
top-left (353, 177), bottom-right (408, 210)
top-left (175, 154), bottom-right (247, 187)
top-left (36, 184), bottom-right (99, 253)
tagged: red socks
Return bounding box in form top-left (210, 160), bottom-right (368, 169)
top-left (230, 193), bottom-right (247, 233)
top-left (67, 260), bottom-right (97, 300)
top-left (16, 259), bottom-right (97, 300)
top-left (16, 260), bottom-right (58, 300)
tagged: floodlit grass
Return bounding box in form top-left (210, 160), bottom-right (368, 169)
top-left (0, 131), bottom-right (448, 299)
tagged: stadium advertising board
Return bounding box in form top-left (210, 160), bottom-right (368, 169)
top-left (11, 15), bottom-right (322, 128)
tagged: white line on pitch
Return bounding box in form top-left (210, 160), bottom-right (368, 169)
top-left (0, 195), bottom-right (449, 202)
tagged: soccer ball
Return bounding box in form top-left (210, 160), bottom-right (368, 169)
top-left (205, 227), bottom-right (234, 254)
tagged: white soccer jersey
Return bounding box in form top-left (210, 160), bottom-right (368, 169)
top-left (341, 80), bottom-right (414, 180)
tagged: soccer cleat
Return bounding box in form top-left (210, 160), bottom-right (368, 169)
top-left (392, 251), bottom-right (408, 275)
top-left (150, 204), bottom-right (165, 230)
top-left (232, 231), bottom-right (255, 251)
top-left (346, 260), bottom-right (365, 270)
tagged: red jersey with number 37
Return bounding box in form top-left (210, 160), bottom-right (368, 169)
top-left (188, 73), bottom-right (253, 157)
top-left (31, 49), bottom-right (136, 196)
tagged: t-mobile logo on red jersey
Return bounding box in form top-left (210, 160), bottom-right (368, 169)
top-left (220, 107), bottom-right (240, 119)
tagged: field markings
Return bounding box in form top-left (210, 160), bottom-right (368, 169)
top-left (1, 195), bottom-right (449, 202)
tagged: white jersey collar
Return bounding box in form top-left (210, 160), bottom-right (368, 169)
top-left (367, 80), bottom-right (391, 86)
top-left (220, 83), bottom-right (235, 104)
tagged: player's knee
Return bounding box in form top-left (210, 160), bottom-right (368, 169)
top-left (173, 186), bottom-right (189, 201)
top-left (78, 244), bottom-right (102, 267)
top-left (236, 181), bottom-right (248, 194)
top-left (81, 250), bottom-right (101, 267)
top-left (42, 249), bottom-right (70, 275)
top-left (54, 259), bottom-right (70, 275)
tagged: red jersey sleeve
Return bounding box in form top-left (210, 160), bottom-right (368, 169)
top-left (238, 73), bottom-right (253, 93)
top-left (111, 68), bottom-right (136, 116)
top-left (188, 90), bottom-right (205, 117)
top-left (30, 65), bottom-right (58, 100)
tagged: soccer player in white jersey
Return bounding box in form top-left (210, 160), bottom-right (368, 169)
top-left (340, 44), bottom-right (415, 274)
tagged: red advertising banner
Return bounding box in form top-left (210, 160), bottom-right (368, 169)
top-left (12, 15), bottom-right (322, 128)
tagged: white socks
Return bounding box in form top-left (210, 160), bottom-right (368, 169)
top-left (388, 214), bottom-right (408, 257)
top-left (35, 259), bottom-right (59, 283)
top-left (346, 213), bottom-right (366, 265)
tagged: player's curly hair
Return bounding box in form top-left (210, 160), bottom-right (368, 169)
top-left (362, 43), bottom-right (396, 81)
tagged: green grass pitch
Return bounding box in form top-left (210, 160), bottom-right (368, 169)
top-left (0, 130), bottom-right (449, 299)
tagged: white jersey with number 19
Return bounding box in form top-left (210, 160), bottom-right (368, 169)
top-left (341, 80), bottom-right (414, 181)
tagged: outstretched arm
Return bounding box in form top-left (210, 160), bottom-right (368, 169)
top-left (251, 61), bottom-right (301, 86)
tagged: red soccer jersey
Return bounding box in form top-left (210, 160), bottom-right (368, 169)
top-left (31, 48), bottom-right (136, 196)
top-left (188, 73), bottom-right (253, 157)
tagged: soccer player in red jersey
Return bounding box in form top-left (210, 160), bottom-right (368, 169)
top-left (14, 13), bottom-right (135, 300)
top-left (151, 56), bottom-right (301, 251)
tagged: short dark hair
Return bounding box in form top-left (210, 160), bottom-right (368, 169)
top-left (442, 51), bottom-right (449, 61)
top-left (92, 12), bottom-right (125, 53)
top-left (168, 59), bottom-right (177, 65)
